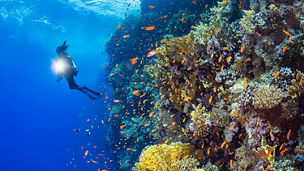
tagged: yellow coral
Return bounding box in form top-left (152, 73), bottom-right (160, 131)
top-left (133, 142), bottom-right (194, 171)
top-left (253, 85), bottom-right (284, 109)
top-left (239, 10), bottom-right (256, 35)
top-left (252, 137), bottom-right (277, 170)
top-left (287, 70), bottom-right (304, 99)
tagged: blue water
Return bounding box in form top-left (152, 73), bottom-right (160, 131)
top-left (0, 0), bottom-right (131, 170)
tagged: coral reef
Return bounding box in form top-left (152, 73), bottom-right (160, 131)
top-left (104, 0), bottom-right (304, 170)
top-left (132, 142), bottom-right (194, 171)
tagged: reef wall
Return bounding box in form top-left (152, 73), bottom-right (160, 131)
top-left (105, 0), bottom-right (304, 170)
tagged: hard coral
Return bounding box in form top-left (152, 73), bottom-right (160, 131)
top-left (132, 142), bottom-right (194, 171)
top-left (253, 85), bottom-right (285, 109)
top-left (252, 137), bottom-right (277, 170)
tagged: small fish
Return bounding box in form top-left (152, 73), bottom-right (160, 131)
top-left (287, 129), bottom-right (291, 141)
top-left (123, 34), bottom-right (130, 38)
top-left (221, 141), bottom-right (226, 148)
top-left (264, 148), bottom-right (274, 160)
top-left (147, 6), bottom-right (155, 9)
top-left (120, 125), bottom-right (126, 129)
top-left (193, 0), bottom-right (198, 4)
top-left (283, 29), bottom-right (291, 36)
top-left (255, 31), bottom-right (262, 37)
top-left (282, 46), bottom-right (287, 53)
top-left (126, 148), bottom-right (136, 151)
top-left (222, 0), bottom-right (228, 6)
top-left (160, 39), bottom-right (167, 43)
top-left (213, 86), bottom-right (217, 92)
top-left (145, 26), bottom-right (155, 31)
top-left (279, 143), bottom-right (285, 151)
top-left (132, 90), bottom-right (141, 96)
top-left (269, 129), bottom-right (274, 140)
top-left (280, 149), bottom-right (287, 155)
top-left (207, 147), bottom-right (211, 155)
top-left (220, 65), bottom-right (224, 72)
top-left (113, 100), bottom-right (120, 103)
top-left (227, 56), bottom-right (232, 63)
top-left (231, 110), bottom-right (238, 117)
top-left (300, 80), bottom-right (304, 84)
top-left (228, 124), bottom-right (235, 131)
top-left (274, 72), bottom-right (280, 79)
top-left (160, 15), bottom-right (167, 19)
top-left (119, 27), bottom-right (125, 31)
top-left (239, 1), bottom-right (242, 8)
top-left (230, 159), bottom-right (234, 169)
top-left (205, 4), bottom-right (208, 9)
top-left (147, 50), bottom-right (157, 57)
top-left (218, 55), bottom-right (222, 63)
top-left (240, 45), bottom-right (245, 53)
top-left (84, 150), bottom-right (89, 158)
top-left (243, 76), bottom-right (247, 90)
top-left (298, 149), bottom-right (304, 153)
top-left (216, 28), bottom-right (220, 34)
top-left (181, 17), bottom-right (184, 23)
top-left (209, 96), bottom-right (213, 104)
top-left (222, 47), bottom-right (228, 51)
top-left (289, 36), bottom-right (293, 44)
top-left (130, 57), bottom-right (138, 64)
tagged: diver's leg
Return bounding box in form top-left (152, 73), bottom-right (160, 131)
top-left (82, 86), bottom-right (102, 96)
top-left (67, 77), bottom-right (97, 100)
top-left (76, 87), bottom-right (97, 100)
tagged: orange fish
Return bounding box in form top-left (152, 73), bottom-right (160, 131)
top-left (298, 149), bottom-right (304, 153)
top-left (269, 129), bottom-right (274, 140)
top-left (287, 129), bottom-right (291, 141)
top-left (230, 159), bottom-right (234, 169)
top-left (145, 26), bottom-right (155, 31)
top-left (120, 125), bottom-right (126, 129)
top-left (181, 17), bottom-right (184, 23)
top-left (280, 149), bottom-right (287, 155)
top-left (274, 72), bottom-right (279, 79)
top-left (160, 15), bottom-right (167, 19)
top-left (279, 143), bottom-right (285, 151)
top-left (220, 65), bottom-right (224, 72)
top-left (193, 0), bottom-right (198, 4)
top-left (231, 110), bottom-right (238, 117)
top-left (221, 141), bottom-right (226, 148)
top-left (205, 4), bottom-right (208, 9)
top-left (240, 45), bottom-right (245, 53)
top-left (243, 76), bottom-right (247, 90)
top-left (207, 147), bottom-right (211, 155)
top-left (239, 1), bottom-right (242, 8)
top-left (222, 47), bottom-right (228, 50)
top-left (148, 6), bottom-right (155, 9)
top-left (222, 0), bottom-right (228, 6)
top-left (227, 56), bottom-right (232, 63)
top-left (282, 46), bottom-right (287, 53)
top-left (84, 150), bottom-right (89, 158)
top-left (123, 34), bottom-right (130, 38)
top-left (147, 50), bottom-right (157, 57)
top-left (265, 148), bottom-right (274, 160)
top-left (113, 100), bottom-right (120, 103)
top-left (160, 39), bottom-right (167, 43)
top-left (283, 30), bottom-right (291, 36)
top-left (126, 148), bottom-right (136, 151)
top-left (130, 57), bottom-right (138, 64)
top-left (132, 90), bottom-right (141, 96)
top-left (119, 27), bottom-right (125, 31)
top-left (216, 28), bottom-right (220, 34)
top-left (228, 124), bottom-right (235, 131)
top-left (218, 55), bottom-right (222, 63)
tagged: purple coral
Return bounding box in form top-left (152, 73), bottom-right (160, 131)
top-left (245, 116), bottom-right (268, 148)
top-left (224, 122), bottom-right (239, 143)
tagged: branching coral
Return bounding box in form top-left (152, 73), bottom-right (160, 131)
top-left (177, 157), bottom-right (200, 171)
top-left (287, 70), bottom-right (304, 99)
top-left (253, 85), bottom-right (285, 109)
top-left (132, 142), bottom-right (194, 171)
top-left (239, 10), bottom-right (256, 35)
top-left (252, 137), bottom-right (277, 170)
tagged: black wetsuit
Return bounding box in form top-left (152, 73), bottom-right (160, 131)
top-left (56, 41), bottom-right (101, 100)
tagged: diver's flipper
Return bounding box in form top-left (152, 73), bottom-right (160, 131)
top-left (83, 87), bottom-right (102, 96)
top-left (87, 93), bottom-right (98, 100)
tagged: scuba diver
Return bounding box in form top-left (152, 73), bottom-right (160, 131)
top-left (53, 41), bottom-right (102, 100)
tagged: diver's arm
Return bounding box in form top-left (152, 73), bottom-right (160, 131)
top-left (56, 74), bottom-right (63, 82)
top-left (72, 60), bottom-right (78, 76)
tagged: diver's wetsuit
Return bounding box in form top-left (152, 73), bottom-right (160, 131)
top-left (56, 41), bottom-right (101, 100)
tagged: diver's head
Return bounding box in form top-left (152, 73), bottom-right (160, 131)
top-left (56, 40), bottom-right (69, 55)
